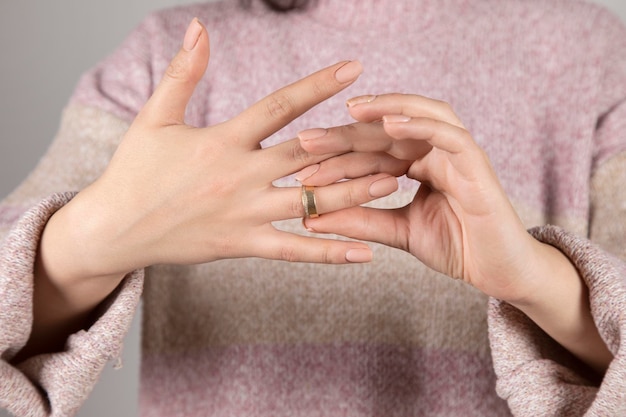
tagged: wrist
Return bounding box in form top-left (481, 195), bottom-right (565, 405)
top-left (30, 194), bottom-right (131, 341)
top-left (505, 237), bottom-right (612, 374)
top-left (39, 189), bottom-right (133, 285)
top-left (507, 238), bottom-right (580, 309)
top-left (23, 194), bottom-right (132, 359)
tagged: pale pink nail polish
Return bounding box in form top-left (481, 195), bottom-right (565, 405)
top-left (183, 18), bottom-right (203, 51)
top-left (298, 128), bottom-right (328, 141)
top-left (334, 61), bottom-right (363, 83)
top-left (346, 95), bottom-right (376, 108)
top-left (295, 164), bottom-right (320, 182)
top-left (346, 248), bottom-right (373, 263)
top-left (368, 176), bottom-right (398, 198)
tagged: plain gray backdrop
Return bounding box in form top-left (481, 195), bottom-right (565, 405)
top-left (1, 1), bottom-right (625, 416)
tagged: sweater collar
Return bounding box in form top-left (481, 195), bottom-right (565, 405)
top-left (246, 0), bottom-right (454, 33)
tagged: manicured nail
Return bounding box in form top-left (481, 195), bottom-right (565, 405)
top-left (298, 128), bottom-right (328, 141)
top-left (183, 18), bottom-right (203, 51)
top-left (346, 95), bottom-right (376, 108)
top-left (383, 114), bottom-right (411, 123)
top-left (346, 248), bottom-right (373, 263)
top-left (334, 61), bottom-right (363, 83)
top-left (295, 164), bottom-right (321, 182)
top-left (368, 176), bottom-right (398, 198)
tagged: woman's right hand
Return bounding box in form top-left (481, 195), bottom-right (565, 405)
top-left (21, 19), bottom-right (396, 358)
top-left (42, 19), bottom-right (394, 287)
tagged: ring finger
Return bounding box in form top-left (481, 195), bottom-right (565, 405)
top-left (268, 172), bottom-right (399, 221)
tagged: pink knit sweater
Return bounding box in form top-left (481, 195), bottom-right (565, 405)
top-left (2, 0), bottom-right (626, 415)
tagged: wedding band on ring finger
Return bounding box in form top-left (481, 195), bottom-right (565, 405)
top-left (301, 185), bottom-right (319, 218)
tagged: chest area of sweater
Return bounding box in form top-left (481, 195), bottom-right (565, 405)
top-left (141, 218), bottom-right (491, 357)
top-left (182, 28), bottom-right (595, 212)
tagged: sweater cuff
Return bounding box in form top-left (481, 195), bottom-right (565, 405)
top-left (0, 193), bottom-right (144, 416)
top-left (488, 225), bottom-right (626, 416)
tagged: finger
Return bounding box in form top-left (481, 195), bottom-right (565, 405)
top-left (254, 137), bottom-right (341, 180)
top-left (258, 122), bottom-right (388, 180)
top-left (303, 205), bottom-right (409, 252)
top-left (382, 116), bottom-right (476, 155)
top-left (266, 173), bottom-right (398, 221)
top-left (384, 117), bottom-right (498, 204)
top-left (231, 60), bottom-right (363, 149)
top-left (255, 230), bottom-right (374, 264)
top-left (298, 123), bottom-right (390, 155)
top-left (346, 93), bottom-right (465, 128)
top-left (137, 18), bottom-right (210, 127)
top-left (298, 122), bottom-right (432, 161)
top-left (295, 152), bottom-right (411, 186)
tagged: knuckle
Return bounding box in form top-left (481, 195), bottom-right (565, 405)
top-left (320, 245), bottom-right (334, 264)
top-left (279, 245), bottom-right (299, 262)
top-left (290, 195), bottom-right (307, 217)
top-left (436, 99), bottom-right (454, 115)
top-left (342, 185), bottom-right (360, 207)
top-left (337, 124), bottom-right (358, 136)
top-left (311, 78), bottom-right (329, 100)
top-left (288, 142), bottom-right (312, 165)
top-left (165, 56), bottom-right (190, 82)
top-left (367, 152), bottom-right (386, 173)
top-left (214, 236), bottom-right (237, 259)
top-left (265, 93), bottom-right (297, 122)
top-left (333, 124), bottom-right (359, 151)
top-left (457, 129), bottom-right (477, 150)
top-left (200, 175), bottom-right (237, 198)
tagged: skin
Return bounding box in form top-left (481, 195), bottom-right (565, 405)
top-left (296, 94), bottom-right (613, 375)
top-left (15, 19), bottom-right (397, 360)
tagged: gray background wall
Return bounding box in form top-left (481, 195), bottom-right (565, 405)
top-left (1, 1), bottom-right (625, 416)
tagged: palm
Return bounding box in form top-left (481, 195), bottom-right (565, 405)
top-left (299, 93), bottom-right (536, 302)
top-left (398, 185), bottom-right (462, 279)
top-left (397, 178), bottom-right (530, 300)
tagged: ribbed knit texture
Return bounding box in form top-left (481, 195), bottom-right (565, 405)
top-left (2, 0), bottom-right (626, 415)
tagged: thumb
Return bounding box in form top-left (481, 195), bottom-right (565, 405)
top-left (138, 18), bottom-right (210, 126)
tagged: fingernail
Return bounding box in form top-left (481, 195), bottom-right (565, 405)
top-left (295, 164), bottom-right (320, 182)
top-left (383, 114), bottom-right (411, 123)
top-left (298, 128), bottom-right (328, 141)
top-left (183, 18), bottom-right (203, 51)
top-left (302, 218), bottom-right (316, 233)
top-left (335, 61), bottom-right (363, 83)
top-left (346, 248), bottom-right (373, 263)
top-left (368, 176), bottom-right (398, 198)
top-left (346, 95), bottom-right (377, 108)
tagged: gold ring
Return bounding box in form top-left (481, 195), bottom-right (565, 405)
top-left (301, 185), bottom-right (319, 218)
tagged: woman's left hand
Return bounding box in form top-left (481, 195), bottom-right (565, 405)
top-left (297, 93), bottom-right (543, 305)
top-left (298, 92), bottom-right (614, 374)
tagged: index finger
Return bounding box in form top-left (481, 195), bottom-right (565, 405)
top-left (231, 60), bottom-right (363, 148)
top-left (346, 93), bottom-right (466, 129)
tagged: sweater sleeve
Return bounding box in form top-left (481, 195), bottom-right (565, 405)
top-left (0, 194), bottom-right (143, 417)
top-left (488, 226), bottom-right (626, 416)
top-left (487, 8), bottom-right (626, 417)
top-left (0, 17), bottom-right (155, 416)
top-left (0, 106), bottom-right (145, 416)
top-left (0, 9), bottom-right (206, 414)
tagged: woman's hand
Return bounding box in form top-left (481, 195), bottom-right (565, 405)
top-left (297, 93), bottom-right (613, 374)
top-left (297, 93), bottom-right (536, 303)
top-left (43, 22), bottom-right (398, 284)
top-left (23, 21), bottom-right (398, 359)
